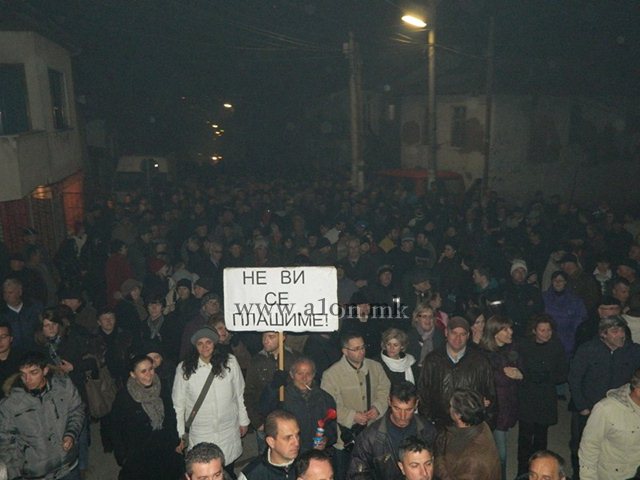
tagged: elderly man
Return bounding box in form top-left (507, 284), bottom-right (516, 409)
top-left (348, 381), bottom-right (436, 480)
top-left (0, 278), bottom-right (42, 351)
top-left (527, 450), bottom-right (567, 480)
top-left (568, 316), bottom-right (640, 479)
top-left (579, 368), bottom-right (640, 480)
top-left (417, 316), bottom-right (496, 428)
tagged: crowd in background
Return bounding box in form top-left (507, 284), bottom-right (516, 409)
top-left (1, 172), bottom-right (640, 479)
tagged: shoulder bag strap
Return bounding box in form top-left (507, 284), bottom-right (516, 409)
top-left (184, 366), bottom-right (216, 433)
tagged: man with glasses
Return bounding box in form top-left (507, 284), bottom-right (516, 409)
top-left (321, 332), bottom-right (390, 479)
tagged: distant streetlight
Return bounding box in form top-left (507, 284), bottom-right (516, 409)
top-left (401, 15), bottom-right (426, 28)
top-left (403, 6), bottom-right (437, 184)
top-left (223, 103), bottom-right (233, 109)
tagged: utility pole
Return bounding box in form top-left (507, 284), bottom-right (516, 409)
top-left (427, 0), bottom-right (437, 186)
top-left (482, 15), bottom-right (495, 198)
top-left (345, 32), bottom-right (364, 192)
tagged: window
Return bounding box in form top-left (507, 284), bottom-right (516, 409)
top-left (451, 106), bottom-right (467, 148)
top-left (48, 69), bottom-right (68, 129)
top-left (0, 64), bottom-right (30, 135)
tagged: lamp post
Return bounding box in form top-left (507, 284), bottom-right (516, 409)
top-left (403, 9), bottom-right (437, 186)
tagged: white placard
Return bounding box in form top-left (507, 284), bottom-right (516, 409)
top-left (223, 267), bottom-right (339, 332)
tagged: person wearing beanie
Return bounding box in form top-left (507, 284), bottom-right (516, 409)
top-left (144, 258), bottom-right (171, 300)
top-left (568, 315), bottom-right (640, 477)
top-left (172, 326), bottom-right (249, 478)
top-left (179, 293), bottom-right (223, 361)
top-left (503, 259), bottom-right (544, 338)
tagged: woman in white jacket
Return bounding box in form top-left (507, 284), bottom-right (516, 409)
top-left (173, 326), bottom-right (249, 478)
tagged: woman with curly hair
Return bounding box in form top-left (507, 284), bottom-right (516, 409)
top-left (172, 326), bottom-right (249, 479)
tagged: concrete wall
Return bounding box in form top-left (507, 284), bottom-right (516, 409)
top-left (0, 31), bottom-right (82, 201)
top-left (401, 93), bottom-right (640, 207)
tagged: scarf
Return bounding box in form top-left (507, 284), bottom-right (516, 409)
top-left (381, 352), bottom-right (415, 383)
top-left (146, 315), bottom-right (165, 340)
top-left (416, 325), bottom-right (435, 365)
top-left (127, 375), bottom-right (165, 431)
top-left (47, 336), bottom-right (63, 366)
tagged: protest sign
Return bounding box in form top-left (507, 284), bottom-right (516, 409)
top-left (223, 266), bottom-right (339, 332)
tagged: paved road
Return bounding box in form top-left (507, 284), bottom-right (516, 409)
top-left (86, 400), bottom-right (574, 479)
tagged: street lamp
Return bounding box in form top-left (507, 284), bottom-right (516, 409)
top-left (403, 9), bottom-right (437, 185)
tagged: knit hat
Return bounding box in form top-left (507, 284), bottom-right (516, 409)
top-left (560, 253), bottom-right (579, 265)
top-left (201, 292), bottom-right (220, 307)
top-left (510, 260), bottom-right (528, 275)
top-left (194, 276), bottom-right (214, 292)
top-left (120, 279), bottom-right (142, 297)
top-left (190, 326), bottom-right (219, 346)
top-left (176, 278), bottom-right (192, 290)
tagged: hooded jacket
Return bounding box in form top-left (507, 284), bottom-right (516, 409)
top-left (579, 384), bottom-right (640, 480)
top-left (0, 374), bottom-right (84, 480)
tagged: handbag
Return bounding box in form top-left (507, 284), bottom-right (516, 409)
top-left (84, 355), bottom-right (118, 419)
top-left (181, 367), bottom-right (217, 451)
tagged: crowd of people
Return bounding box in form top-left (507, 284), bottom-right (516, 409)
top-left (0, 172), bottom-right (640, 479)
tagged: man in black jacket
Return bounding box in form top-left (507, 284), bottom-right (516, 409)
top-left (348, 381), bottom-right (436, 480)
top-left (239, 410), bottom-right (300, 480)
top-left (568, 315), bottom-right (640, 479)
top-left (417, 316), bottom-right (496, 428)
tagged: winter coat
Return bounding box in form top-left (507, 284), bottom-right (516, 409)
top-left (281, 383), bottom-right (337, 453)
top-left (579, 384), bottom-right (640, 480)
top-left (111, 379), bottom-right (183, 480)
top-left (569, 338), bottom-right (640, 412)
top-left (244, 348), bottom-right (297, 429)
top-left (321, 356), bottom-right (391, 450)
top-left (348, 413), bottom-right (437, 480)
top-left (239, 451), bottom-right (297, 480)
top-left (0, 300), bottom-right (42, 351)
top-left (172, 354), bottom-right (249, 463)
top-left (503, 282), bottom-right (544, 338)
top-left (482, 343), bottom-right (522, 431)
top-left (0, 374), bottom-right (85, 480)
top-left (417, 346), bottom-right (496, 428)
top-left (434, 422), bottom-right (501, 480)
top-left (518, 335), bottom-right (568, 425)
top-left (543, 288), bottom-right (587, 357)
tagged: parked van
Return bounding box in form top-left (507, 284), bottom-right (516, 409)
top-left (112, 155), bottom-right (172, 201)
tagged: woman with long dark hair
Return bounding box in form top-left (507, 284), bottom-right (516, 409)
top-left (172, 327), bottom-right (249, 479)
top-left (480, 315), bottom-right (523, 480)
top-left (111, 354), bottom-right (183, 479)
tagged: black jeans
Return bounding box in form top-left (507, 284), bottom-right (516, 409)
top-left (570, 411), bottom-right (589, 480)
top-left (517, 420), bottom-right (549, 476)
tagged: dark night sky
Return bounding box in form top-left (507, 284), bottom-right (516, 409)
top-left (8, 0), bottom-right (640, 164)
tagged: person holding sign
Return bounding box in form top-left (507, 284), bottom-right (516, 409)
top-left (321, 332), bottom-right (391, 480)
top-left (245, 331), bottom-right (298, 454)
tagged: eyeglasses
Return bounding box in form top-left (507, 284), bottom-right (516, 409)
top-left (0, 334), bottom-right (10, 340)
top-left (344, 345), bottom-right (366, 352)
